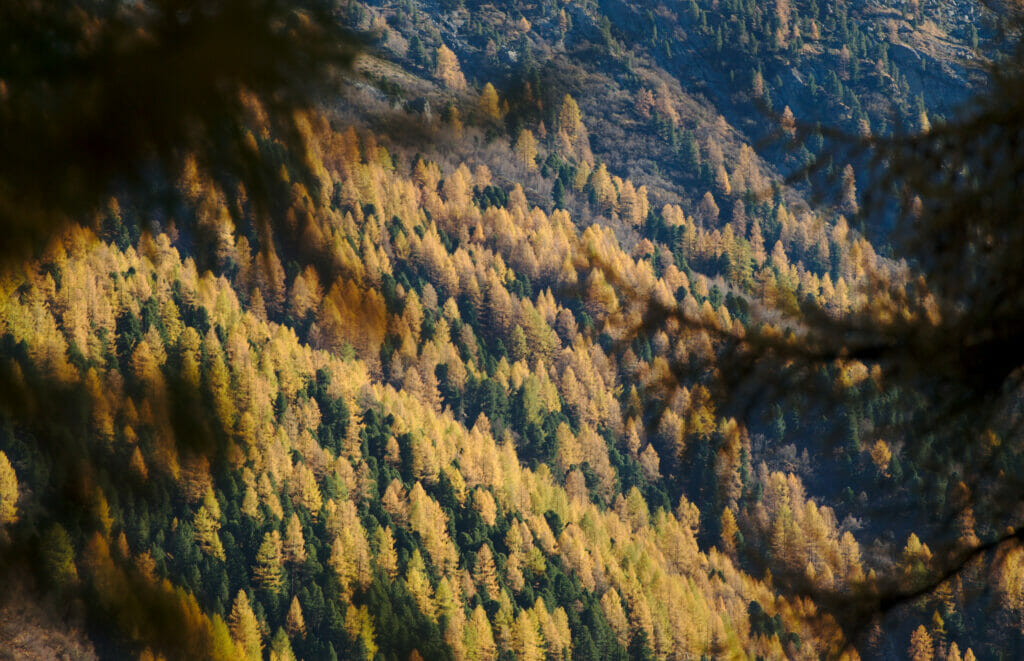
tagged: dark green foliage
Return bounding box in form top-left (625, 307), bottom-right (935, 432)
top-left (570, 597), bottom-right (628, 661)
top-left (364, 573), bottom-right (453, 660)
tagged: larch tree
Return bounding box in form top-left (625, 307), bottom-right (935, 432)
top-left (654, 82), bottom-right (679, 127)
top-left (752, 70), bottom-right (765, 98)
top-left (257, 473), bottom-right (285, 521)
top-left (557, 94), bottom-right (583, 143)
top-left (479, 83), bottom-right (502, 120)
top-left (473, 489), bottom-right (498, 527)
top-left (781, 105), bottom-right (796, 139)
top-left (373, 525), bottom-right (399, 580)
top-left (720, 507), bottom-right (740, 558)
top-left (406, 549), bottom-right (437, 620)
top-left (130, 446), bottom-right (149, 481)
top-left (0, 451), bottom-right (18, 525)
top-left (269, 627), bottom-right (296, 661)
top-left (512, 609), bottom-right (544, 661)
top-left (840, 164), bottom-right (859, 216)
top-left (203, 330), bottom-right (236, 433)
top-left (241, 485), bottom-right (262, 522)
top-left (600, 588), bottom-right (629, 645)
top-left (464, 604), bottom-right (498, 661)
top-left (588, 163), bottom-right (617, 215)
top-left (775, 0), bottom-right (791, 39)
top-left (193, 502), bottom-right (226, 561)
top-left (435, 44), bottom-right (467, 91)
top-left (473, 544), bottom-right (501, 601)
top-left (514, 129), bottom-right (539, 171)
top-left (344, 604), bottom-right (378, 659)
top-left (291, 463), bottom-right (323, 515)
top-left (698, 191), bottom-right (720, 226)
top-left (285, 595), bottom-right (306, 637)
top-left (328, 534), bottom-right (356, 595)
top-left (908, 625), bottom-right (934, 661)
top-left (253, 530), bottom-right (285, 593)
top-left (283, 513), bottom-right (307, 566)
top-left (228, 590), bottom-right (263, 661)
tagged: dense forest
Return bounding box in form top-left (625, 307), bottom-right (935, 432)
top-left (0, 1), bottom-right (1019, 659)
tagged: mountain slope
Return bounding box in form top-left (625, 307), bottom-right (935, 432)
top-left (0, 1), bottom-right (1014, 660)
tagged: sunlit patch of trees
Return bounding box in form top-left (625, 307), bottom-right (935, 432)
top-left (0, 95), bottom-right (904, 658)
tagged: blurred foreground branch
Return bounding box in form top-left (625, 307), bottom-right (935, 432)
top-left (0, 0), bottom-right (363, 262)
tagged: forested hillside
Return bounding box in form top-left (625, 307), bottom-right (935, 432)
top-left (0, 1), bottom-right (1017, 660)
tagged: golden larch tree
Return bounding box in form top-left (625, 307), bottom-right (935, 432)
top-left (0, 451), bottom-right (18, 525)
top-left (473, 544), bottom-right (501, 601)
top-left (908, 625), bottom-right (934, 661)
top-left (283, 513), bottom-right (307, 566)
top-left (558, 94), bottom-right (583, 142)
top-left (285, 595), bottom-right (306, 637)
top-left (253, 530), bottom-right (285, 593)
top-left (228, 590), bottom-right (263, 661)
top-left (514, 129), bottom-right (539, 171)
top-left (435, 44), bottom-right (467, 91)
top-left (464, 604), bottom-right (497, 661)
top-left (479, 83), bottom-right (502, 120)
